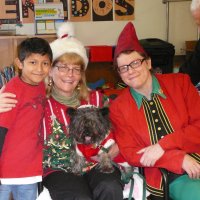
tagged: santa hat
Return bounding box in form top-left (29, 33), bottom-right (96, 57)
top-left (114, 22), bottom-right (146, 63)
top-left (50, 22), bottom-right (88, 69)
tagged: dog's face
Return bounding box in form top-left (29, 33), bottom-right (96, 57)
top-left (67, 106), bottom-right (111, 145)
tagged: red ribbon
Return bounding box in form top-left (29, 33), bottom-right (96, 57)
top-left (61, 34), bottom-right (68, 39)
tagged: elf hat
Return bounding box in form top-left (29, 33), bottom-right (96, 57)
top-left (50, 22), bottom-right (88, 69)
top-left (114, 22), bottom-right (146, 63)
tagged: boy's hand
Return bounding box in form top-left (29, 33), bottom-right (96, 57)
top-left (0, 86), bottom-right (17, 113)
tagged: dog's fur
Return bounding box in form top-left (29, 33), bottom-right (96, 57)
top-left (67, 105), bottom-right (119, 174)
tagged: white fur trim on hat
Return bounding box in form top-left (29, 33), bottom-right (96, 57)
top-left (77, 105), bottom-right (97, 109)
top-left (50, 22), bottom-right (88, 69)
top-left (57, 22), bottom-right (75, 38)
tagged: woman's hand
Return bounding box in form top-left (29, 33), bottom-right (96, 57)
top-left (137, 143), bottom-right (164, 167)
top-left (108, 143), bottom-right (120, 160)
top-left (90, 143), bottom-right (120, 162)
top-left (0, 86), bottom-right (17, 113)
top-left (182, 154), bottom-right (200, 179)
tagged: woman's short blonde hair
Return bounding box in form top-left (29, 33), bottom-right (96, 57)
top-left (46, 52), bottom-right (90, 101)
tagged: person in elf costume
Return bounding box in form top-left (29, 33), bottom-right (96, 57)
top-left (109, 22), bottom-right (200, 200)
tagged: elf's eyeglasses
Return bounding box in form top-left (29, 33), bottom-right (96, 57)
top-left (117, 58), bottom-right (146, 74)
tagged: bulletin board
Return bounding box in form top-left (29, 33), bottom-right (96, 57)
top-left (0, 0), bottom-right (135, 26)
top-left (35, 3), bottom-right (64, 34)
top-left (0, 0), bottom-right (20, 24)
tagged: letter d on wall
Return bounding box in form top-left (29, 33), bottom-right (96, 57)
top-left (70, 0), bottom-right (91, 21)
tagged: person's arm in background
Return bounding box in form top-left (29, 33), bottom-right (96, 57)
top-left (179, 0), bottom-right (200, 86)
top-left (0, 86), bottom-right (17, 113)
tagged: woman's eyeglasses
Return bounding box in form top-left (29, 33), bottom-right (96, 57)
top-left (55, 64), bottom-right (82, 75)
top-left (117, 58), bottom-right (146, 74)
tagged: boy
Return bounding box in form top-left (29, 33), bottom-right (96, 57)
top-left (0, 37), bottom-right (52, 200)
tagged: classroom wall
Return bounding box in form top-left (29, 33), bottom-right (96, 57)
top-left (15, 0), bottom-right (197, 55)
top-left (168, 1), bottom-right (197, 54)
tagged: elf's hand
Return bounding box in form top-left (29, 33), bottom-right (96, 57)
top-left (182, 154), bottom-right (200, 179)
top-left (137, 143), bottom-right (164, 167)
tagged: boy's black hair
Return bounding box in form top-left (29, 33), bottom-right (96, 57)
top-left (17, 37), bottom-right (53, 63)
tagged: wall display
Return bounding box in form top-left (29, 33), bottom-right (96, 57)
top-left (35, 3), bottom-right (64, 34)
top-left (60, 0), bottom-right (68, 20)
top-left (0, 0), bottom-right (135, 25)
top-left (115, 0), bottom-right (134, 21)
top-left (70, 0), bottom-right (91, 22)
top-left (0, 0), bottom-right (20, 24)
top-left (45, 0), bottom-right (69, 20)
top-left (35, 3), bottom-right (64, 20)
top-left (92, 0), bottom-right (113, 21)
top-left (22, 0), bottom-right (34, 23)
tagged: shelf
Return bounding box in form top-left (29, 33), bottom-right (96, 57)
top-left (0, 35), bottom-right (56, 68)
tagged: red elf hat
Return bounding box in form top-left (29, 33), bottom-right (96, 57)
top-left (114, 22), bottom-right (146, 63)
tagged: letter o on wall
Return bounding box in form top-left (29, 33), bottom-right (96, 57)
top-left (93, 0), bottom-right (113, 16)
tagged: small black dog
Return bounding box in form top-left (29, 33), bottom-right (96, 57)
top-left (67, 105), bottom-right (121, 174)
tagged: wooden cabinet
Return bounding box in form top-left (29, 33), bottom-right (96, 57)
top-left (0, 35), bottom-right (56, 68)
top-left (0, 35), bottom-right (120, 85)
top-left (86, 62), bottom-right (120, 85)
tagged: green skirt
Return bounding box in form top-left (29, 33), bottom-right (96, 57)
top-left (169, 174), bottom-right (200, 200)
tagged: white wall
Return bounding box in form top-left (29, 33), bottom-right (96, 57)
top-left (168, 1), bottom-right (197, 54)
top-left (16, 0), bottom-right (197, 55)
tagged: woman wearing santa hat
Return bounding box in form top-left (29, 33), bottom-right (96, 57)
top-left (110, 22), bottom-right (200, 200)
top-left (41, 22), bottom-right (123, 200)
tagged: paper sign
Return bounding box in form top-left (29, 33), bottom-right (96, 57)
top-left (35, 3), bottom-right (64, 20)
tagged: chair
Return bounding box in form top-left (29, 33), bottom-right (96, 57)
top-left (139, 168), bottom-right (170, 200)
top-left (160, 169), bottom-right (170, 200)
